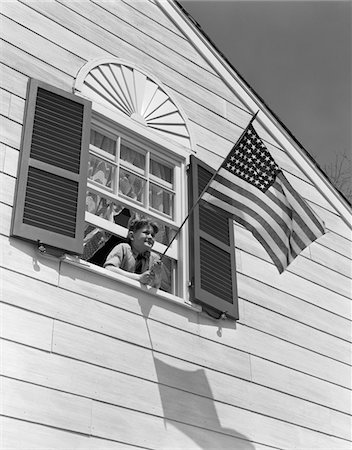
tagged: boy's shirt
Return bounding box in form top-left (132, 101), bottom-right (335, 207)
top-left (104, 242), bottom-right (159, 274)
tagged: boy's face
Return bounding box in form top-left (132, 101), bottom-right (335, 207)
top-left (130, 226), bottom-right (155, 253)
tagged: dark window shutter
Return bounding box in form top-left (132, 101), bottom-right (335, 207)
top-left (11, 79), bottom-right (91, 254)
top-left (188, 156), bottom-right (238, 320)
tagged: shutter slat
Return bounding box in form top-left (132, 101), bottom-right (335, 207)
top-left (36, 102), bottom-right (84, 126)
top-left (27, 172), bottom-right (79, 200)
top-left (33, 119), bottom-right (83, 144)
top-left (23, 217), bottom-right (76, 237)
top-left (23, 167), bottom-right (78, 237)
top-left (29, 87), bottom-right (84, 174)
top-left (30, 142), bottom-right (81, 172)
top-left (199, 201), bottom-right (230, 245)
top-left (24, 199), bottom-right (79, 222)
top-left (37, 88), bottom-right (83, 118)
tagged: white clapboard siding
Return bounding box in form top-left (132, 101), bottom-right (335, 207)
top-left (91, 402), bottom-right (272, 450)
top-left (0, 63), bottom-right (28, 98)
top-left (249, 355), bottom-right (351, 418)
top-left (1, 377), bottom-right (92, 435)
top-left (127, 0), bottom-right (184, 36)
top-left (91, 394), bottom-right (349, 450)
top-left (309, 202), bottom-right (352, 240)
top-left (0, 172), bottom-right (16, 206)
top-left (0, 116), bottom-right (22, 149)
top-left (1, 2), bottom-right (111, 64)
top-left (1, 416), bottom-right (143, 450)
top-left (1, 267), bottom-right (168, 350)
top-left (2, 267), bottom-right (349, 413)
top-left (1, 145), bottom-right (19, 179)
top-left (235, 225), bottom-right (352, 299)
top-left (237, 250), bottom-right (351, 319)
top-left (57, 262), bottom-right (351, 387)
top-left (149, 316), bottom-right (351, 389)
top-left (88, 0), bottom-right (215, 73)
top-left (0, 88), bottom-right (11, 116)
top-left (237, 273), bottom-right (352, 342)
top-left (1, 16), bottom-right (85, 77)
top-left (0, 235), bottom-right (60, 286)
top-left (310, 242), bottom-right (352, 277)
top-left (0, 89), bottom-right (24, 124)
top-left (239, 299), bottom-right (351, 364)
top-left (1, 42), bottom-right (74, 91)
top-left (0, 203), bottom-right (12, 237)
top-left (3, 340), bottom-right (350, 435)
top-left (0, 304), bottom-right (53, 351)
top-left (0, 142), bottom-right (5, 171)
top-left (52, 320), bottom-right (251, 383)
top-left (13, 322), bottom-right (344, 449)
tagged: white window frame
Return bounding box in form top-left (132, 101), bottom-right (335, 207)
top-left (84, 108), bottom-right (190, 298)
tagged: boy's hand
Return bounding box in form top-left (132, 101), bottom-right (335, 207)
top-left (150, 260), bottom-right (162, 277)
top-left (139, 270), bottom-right (153, 285)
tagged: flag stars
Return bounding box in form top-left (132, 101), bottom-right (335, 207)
top-left (222, 123), bottom-right (279, 193)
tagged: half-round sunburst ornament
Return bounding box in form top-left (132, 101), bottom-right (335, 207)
top-left (75, 59), bottom-right (192, 149)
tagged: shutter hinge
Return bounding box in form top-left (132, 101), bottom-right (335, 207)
top-left (36, 241), bottom-right (65, 259)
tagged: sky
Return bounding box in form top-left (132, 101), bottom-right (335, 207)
top-left (178, 0), bottom-right (351, 170)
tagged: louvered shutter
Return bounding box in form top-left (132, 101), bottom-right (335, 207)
top-left (188, 156), bottom-right (238, 320)
top-left (11, 79), bottom-right (91, 254)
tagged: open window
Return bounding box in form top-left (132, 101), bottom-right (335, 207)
top-left (82, 118), bottom-right (185, 295)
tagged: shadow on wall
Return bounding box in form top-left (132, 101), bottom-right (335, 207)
top-left (154, 357), bottom-right (255, 449)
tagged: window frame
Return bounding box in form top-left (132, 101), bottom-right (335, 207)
top-left (84, 110), bottom-right (189, 298)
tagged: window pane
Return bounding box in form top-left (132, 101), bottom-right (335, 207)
top-left (86, 190), bottom-right (115, 220)
top-left (150, 183), bottom-right (173, 217)
top-left (88, 155), bottom-right (115, 189)
top-left (119, 169), bottom-right (146, 203)
top-left (120, 144), bottom-right (145, 171)
top-left (91, 130), bottom-right (116, 156)
top-left (158, 255), bottom-right (175, 294)
top-left (151, 159), bottom-right (173, 184)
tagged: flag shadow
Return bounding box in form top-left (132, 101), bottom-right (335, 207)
top-left (154, 357), bottom-right (255, 449)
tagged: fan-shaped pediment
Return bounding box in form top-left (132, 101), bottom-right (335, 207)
top-left (75, 60), bottom-right (192, 149)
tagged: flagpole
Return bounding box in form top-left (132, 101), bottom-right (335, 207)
top-left (159, 111), bottom-right (259, 260)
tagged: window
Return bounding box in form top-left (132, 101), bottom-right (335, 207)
top-left (83, 121), bottom-right (184, 295)
top-left (11, 78), bottom-right (238, 319)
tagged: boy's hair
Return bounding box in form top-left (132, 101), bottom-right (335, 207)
top-left (127, 218), bottom-right (159, 236)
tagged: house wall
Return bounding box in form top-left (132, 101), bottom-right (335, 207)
top-left (1, 1), bottom-right (351, 449)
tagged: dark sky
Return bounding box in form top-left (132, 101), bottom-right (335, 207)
top-left (179, 1), bottom-right (351, 169)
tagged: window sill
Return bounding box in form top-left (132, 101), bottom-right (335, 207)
top-left (61, 254), bottom-right (202, 314)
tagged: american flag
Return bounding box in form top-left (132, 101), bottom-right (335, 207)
top-left (202, 122), bottom-right (326, 273)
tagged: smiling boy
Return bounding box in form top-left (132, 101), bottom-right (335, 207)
top-left (104, 218), bottom-right (162, 287)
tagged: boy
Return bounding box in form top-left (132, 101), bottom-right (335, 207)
top-left (104, 218), bottom-right (162, 288)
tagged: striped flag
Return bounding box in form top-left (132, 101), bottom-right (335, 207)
top-left (202, 122), bottom-right (326, 273)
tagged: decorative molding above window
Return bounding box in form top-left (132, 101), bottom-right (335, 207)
top-left (74, 58), bottom-right (193, 150)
